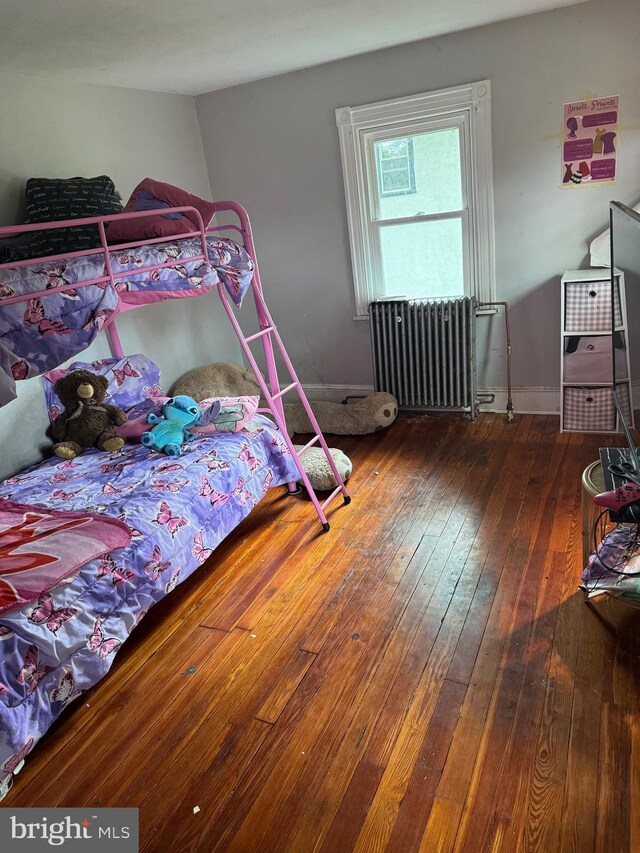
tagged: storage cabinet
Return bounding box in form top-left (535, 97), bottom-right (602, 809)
top-left (560, 269), bottom-right (633, 433)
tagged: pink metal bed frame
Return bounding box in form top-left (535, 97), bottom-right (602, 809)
top-left (0, 201), bottom-right (350, 530)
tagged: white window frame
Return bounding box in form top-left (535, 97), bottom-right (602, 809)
top-left (336, 80), bottom-right (495, 318)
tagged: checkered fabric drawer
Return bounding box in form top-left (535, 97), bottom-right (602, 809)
top-left (563, 383), bottom-right (631, 432)
top-left (564, 280), bottom-right (622, 332)
top-left (616, 382), bottom-right (632, 428)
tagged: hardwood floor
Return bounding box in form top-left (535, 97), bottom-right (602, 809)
top-left (7, 413), bottom-right (639, 852)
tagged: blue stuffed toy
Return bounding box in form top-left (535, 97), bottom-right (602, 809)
top-left (141, 395), bottom-right (200, 456)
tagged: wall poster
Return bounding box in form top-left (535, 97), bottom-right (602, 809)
top-left (562, 96), bottom-right (619, 186)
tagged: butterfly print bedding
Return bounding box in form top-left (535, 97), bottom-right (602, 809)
top-left (164, 568), bottom-right (181, 595)
top-left (132, 609), bottom-right (147, 631)
top-left (49, 669), bottom-right (81, 707)
top-left (23, 298), bottom-right (72, 337)
top-left (154, 501), bottom-right (188, 537)
top-left (192, 531), bottom-right (213, 565)
top-left (48, 472), bottom-right (73, 484)
top-left (97, 555), bottom-right (135, 588)
top-left (86, 619), bottom-right (121, 659)
top-left (143, 545), bottom-right (172, 581)
top-left (238, 443), bottom-right (261, 472)
top-left (0, 235), bottom-right (254, 406)
top-left (156, 461), bottom-right (184, 474)
top-left (10, 359), bottom-right (29, 381)
top-left (28, 594), bottom-right (77, 634)
top-left (262, 470), bottom-right (274, 494)
top-left (151, 478), bottom-right (190, 493)
top-left (35, 265), bottom-right (78, 300)
top-left (197, 449), bottom-right (230, 472)
top-left (17, 645), bottom-right (54, 695)
top-left (0, 415), bottom-right (298, 784)
top-left (113, 361), bottom-right (141, 386)
top-left (2, 737), bottom-right (34, 775)
top-left (144, 383), bottom-right (164, 399)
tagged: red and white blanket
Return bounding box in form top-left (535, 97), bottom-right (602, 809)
top-left (0, 499), bottom-right (131, 615)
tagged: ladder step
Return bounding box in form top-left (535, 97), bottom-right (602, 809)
top-left (272, 381), bottom-right (298, 401)
top-left (297, 434), bottom-right (321, 455)
top-left (321, 485), bottom-right (344, 512)
top-left (245, 326), bottom-right (274, 343)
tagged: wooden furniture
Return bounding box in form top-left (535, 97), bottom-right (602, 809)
top-left (561, 268), bottom-right (633, 433)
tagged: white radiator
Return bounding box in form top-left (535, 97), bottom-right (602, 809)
top-left (369, 298), bottom-right (478, 418)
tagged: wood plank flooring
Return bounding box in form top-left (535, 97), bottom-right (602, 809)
top-left (6, 413), bottom-right (640, 852)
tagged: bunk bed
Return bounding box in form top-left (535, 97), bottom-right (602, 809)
top-left (0, 200), bottom-right (350, 799)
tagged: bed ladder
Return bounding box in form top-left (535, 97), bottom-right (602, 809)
top-left (217, 282), bottom-right (350, 532)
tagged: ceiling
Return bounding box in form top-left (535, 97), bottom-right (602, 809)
top-left (0, 0), bottom-right (589, 96)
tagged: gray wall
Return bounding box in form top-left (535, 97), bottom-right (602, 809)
top-left (196, 0), bottom-right (640, 401)
top-left (0, 75), bottom-right (241, 479)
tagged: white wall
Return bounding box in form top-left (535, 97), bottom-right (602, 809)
top-left (196, 0), bottom-right (640, 407)
top-left (0, 74), bottom-right (242, 479)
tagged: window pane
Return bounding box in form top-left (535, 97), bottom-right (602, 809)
top-left (379, 218), bottom-right (464, 300)
top-left (379, 139), bottom-right (408, 159)
top-left (376, 138), bottom-right (414, 196)
top-left (381, 157), bottom-right (408, 170)
top-left (383, 170), bottom-right (412, 193)
top-left (375, 127), bottom-right (463, 219)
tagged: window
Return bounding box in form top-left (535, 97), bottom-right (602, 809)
top-left (376, 138), bottom-right (416, 197)
top-left (336, 81), bottom-right (495, 317)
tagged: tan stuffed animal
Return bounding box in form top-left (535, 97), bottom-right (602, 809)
top-left (293, 445), bottom-right (352, 490)
top-left (170, 362), bottom-right (260, 399)
top-left (284, 393), bottom-right (398, 435)
top-left (170, 362), bottom-right (398, 435)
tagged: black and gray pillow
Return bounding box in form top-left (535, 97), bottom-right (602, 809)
top-left (0, 175), bottom-right (123, 264)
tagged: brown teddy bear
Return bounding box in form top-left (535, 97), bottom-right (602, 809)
top-left (51, 369), bottom-right (127, 459)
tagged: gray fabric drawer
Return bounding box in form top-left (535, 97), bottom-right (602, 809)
top-left (563, 335), bottom-right (628, 383)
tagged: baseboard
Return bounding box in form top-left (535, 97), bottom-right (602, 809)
top-left (295, 383), bottom-right (639, 416)
top-left (477, 386), bottom-right (559, 415)
top-left (296, 383), bottom-right (560, 414)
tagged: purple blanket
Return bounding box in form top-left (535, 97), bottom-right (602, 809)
top-left (0, 415), bottom-right (297, 787)
top-left (0, 236), bottom-right (254, 406)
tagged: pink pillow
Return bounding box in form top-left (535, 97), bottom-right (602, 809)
top-left (106, 178), bottom-right (217, 242)
top-left (192, 396), bottom-right (260, 435)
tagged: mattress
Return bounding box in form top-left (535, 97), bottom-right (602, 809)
top-left (0, 236), bottom-right (254, 406)
top-left (0, 415), bottom-right (297, 785)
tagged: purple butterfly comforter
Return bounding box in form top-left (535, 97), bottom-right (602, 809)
top-left (0, 415), bottom-right (297, 788)
top-left (0, 236), bottom-right (254, 406)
